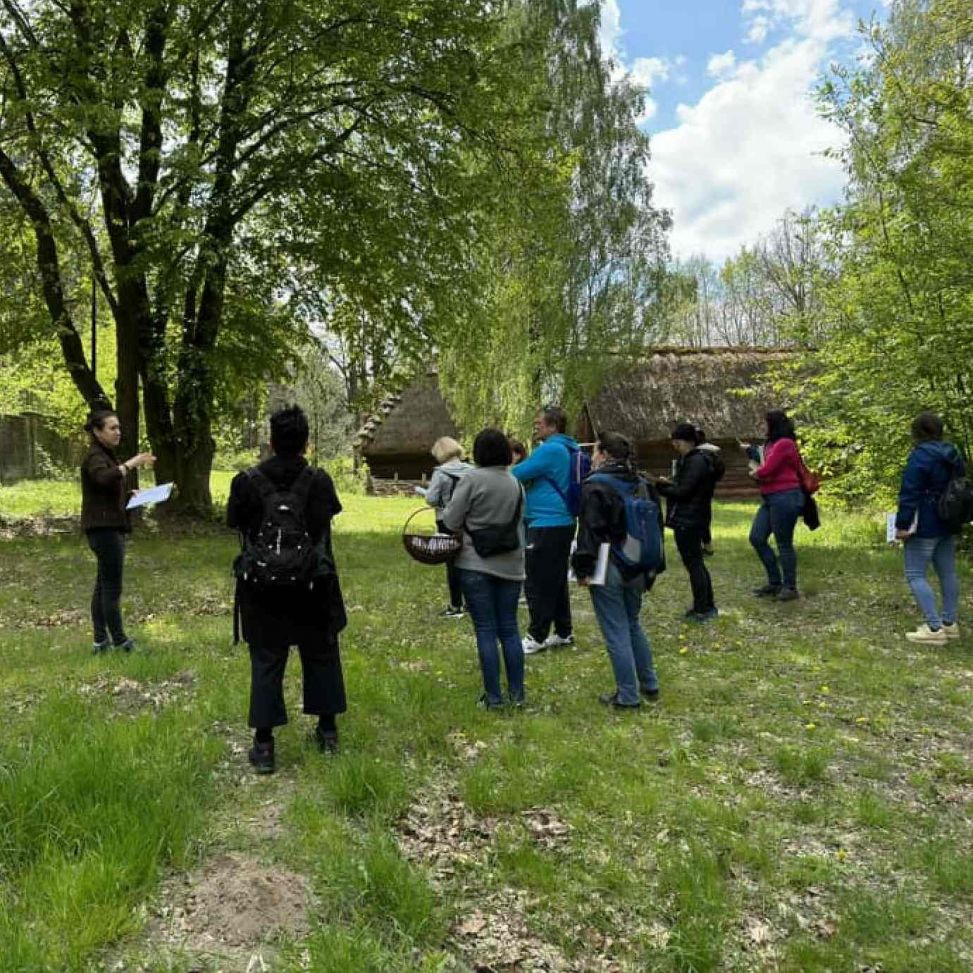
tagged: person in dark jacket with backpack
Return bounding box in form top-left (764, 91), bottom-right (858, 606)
top-left (656, 422), bottom-right (719, 622)
top-left (227, 406), bottom-right (347, 774)
top-left (572, 433), bottom-right (663, 708)
top-left (895, 411), bottom-right (967, 644)
top-left (511, 405), bottom-right (581, 655)
top-left (80, 409), bottom-right (156, 653)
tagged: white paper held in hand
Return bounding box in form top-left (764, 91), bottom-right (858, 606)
top-left (126, 482), bottom-right (174, 510)
top-left (587, 543), bottom-right (611, 586)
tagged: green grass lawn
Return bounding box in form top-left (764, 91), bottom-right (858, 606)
top-left (0, 495), bottom-right (970, 972)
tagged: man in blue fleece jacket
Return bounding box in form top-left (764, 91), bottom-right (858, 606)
top-left (512, 405), bottom-right (579, 654)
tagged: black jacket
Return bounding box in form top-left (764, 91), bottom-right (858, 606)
top-left (656, 449), bottom-right (717, 531)
top-left (227, 455), bottom-right (345, 649)
top-left (571, 460), bottom-right (664, 581)
top-left (80, 442), bottom-right (130, 532)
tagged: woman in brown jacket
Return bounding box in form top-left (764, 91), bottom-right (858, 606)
top-left (81, 410), bottom-right (155, 653)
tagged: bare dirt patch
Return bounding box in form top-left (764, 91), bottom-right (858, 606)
top-left (146, 853), bottom-right (312, 972)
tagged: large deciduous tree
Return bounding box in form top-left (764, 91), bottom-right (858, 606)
top-left (0, 0), bottom-right (498, 511)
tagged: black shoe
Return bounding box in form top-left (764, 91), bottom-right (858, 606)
top-left (92, 639), bottom-right (111, 655)
top-left (477, 693), bottom-right (504, 710)
top-left (599, 691), bottom-right (640, 709)
top-left (752, 584), bottom-right (781, 597)
top-left (776, 587), bottom-right (800, 602)
top-left (314, 726), bottom-right (339, 754)
top-left (438, 605), bottom-right (465, 619)
top-left (248, 738), bottom-right (275, 774)
top-left (114, 638), bottom-right (136, 652)
top-left (686, 608), bottom-right (719, 624)
top-left (641, 687), bottom-right (660, 702)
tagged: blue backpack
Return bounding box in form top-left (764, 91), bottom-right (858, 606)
top-left (545, 444), bottom-right (592, 518)
top-left (588, 473), bottom-right (665, 575)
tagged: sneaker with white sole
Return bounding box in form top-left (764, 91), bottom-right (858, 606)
top-left (905, 624), bottom-right (947, 644)
top-left (438, 606), bottom-right (465, 619)
top-left (522, 635), bottom-right (546, 655)
top-left (942, 622), bottom-right (960, 640)
top-left (545, 634), bottom-right (575, 648)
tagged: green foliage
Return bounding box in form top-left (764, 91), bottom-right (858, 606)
top-left (789, 0), bottom-right (973, 500)
top-left (438, 0), bottom-right (670, 438)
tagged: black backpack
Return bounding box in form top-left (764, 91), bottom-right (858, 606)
top-left (937, 451), bottom-right (973, 534)
top-left (236, 466), bottom-right (318, 587)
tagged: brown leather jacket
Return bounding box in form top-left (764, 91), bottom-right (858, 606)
top-left (80, 442), bottom-right (129, 531)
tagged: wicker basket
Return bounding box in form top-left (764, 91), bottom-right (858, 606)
top-left (402, 507), bottom-right (462, 565)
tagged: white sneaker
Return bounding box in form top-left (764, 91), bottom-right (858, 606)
top-left (942, 622), bottom-right (960, 640)
top-left (522, 636), bottom-right (546, 655)
top-left (545, 634), bottom-right (575, 648)
top-left (905, 624), bottom-right (947, 644)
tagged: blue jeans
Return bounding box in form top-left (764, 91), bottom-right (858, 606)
top-left (458, 569), bottom-right (525, 705)
top-left (589, 562), bottom-right (658, 706)
top-left (749, 488), bottom-right (805, 589)
top-left (904, 535), bottom-right (959, 629)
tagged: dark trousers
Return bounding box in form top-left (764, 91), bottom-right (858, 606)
top-left (437, 519), bottom-right (464, 609)
top-left (87, 528), bottom-right (127, 644)
top-left (525, 524), bottom-right (575, 642)
top-left (248, 640), bottom-right (347, 729)
top-left (446, 560), bottom-right (463, 609)
top-left (674, 526), bottom-right (716, 613)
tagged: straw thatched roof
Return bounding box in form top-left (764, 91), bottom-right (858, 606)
top-left (357, 375), bottom-right (458, 456)
top-left (584, 347), bottom-right (791, 443)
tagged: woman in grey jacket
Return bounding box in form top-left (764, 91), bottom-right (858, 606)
top-left (443, 428), bottom-right (525, 708)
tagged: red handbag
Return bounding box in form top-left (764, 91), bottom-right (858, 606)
top-left (799, 458), bottom-right (820, 495)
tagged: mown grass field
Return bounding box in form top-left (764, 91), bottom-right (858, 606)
top-left (0, 489), bottom-right (970, 972)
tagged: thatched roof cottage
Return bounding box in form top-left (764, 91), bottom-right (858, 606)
top-left (578, 347), bottom-right (791, 494)
top-left (357, 349), bottom-right (790, 493)
top-left (356, 374), bottom-right (460, 481)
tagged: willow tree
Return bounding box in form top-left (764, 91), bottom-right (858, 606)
top-left (438, 0), bottom-right (671, 438)
top-left (0, 0), bottom-right (500, 511)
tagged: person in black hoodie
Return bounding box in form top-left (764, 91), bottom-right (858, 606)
top-left (227, 406), bottom-right (347, 774)
top-left (80, 409), bottom-right (156, 653)
top-left (656, 422), bottom-right (719, 622)
top-left (572, 432), bottom-right (663, 708)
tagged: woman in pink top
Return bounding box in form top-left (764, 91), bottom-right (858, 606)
top-left (742, 411), bottom-right (807, 601)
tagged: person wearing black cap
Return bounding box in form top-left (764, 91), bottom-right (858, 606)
top-left (655, 422), bottom-right (720, 622)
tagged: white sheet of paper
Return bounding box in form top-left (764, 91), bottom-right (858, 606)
top-left (126, 482), bottom-right (174, 510)
top-left (587, 543), bottom-right (611, 586)
top-left (887, 511), bottom-right (918, 543)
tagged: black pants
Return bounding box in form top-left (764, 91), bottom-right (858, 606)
top-left (87, 528), bottom-right (127, 644)
top-left (438, 519), bottom-right (464, 609)
top-left (248, 640), bottom-right (347, 729)
top-left (525, 524), bottom-right (575, 642)
top-left (674, 526), bottom-right (715, 613)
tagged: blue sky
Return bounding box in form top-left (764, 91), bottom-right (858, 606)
top-left (599, 0), bottom-right (892, 262)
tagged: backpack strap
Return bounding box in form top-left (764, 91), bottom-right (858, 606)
top-left (289, 465), bottom-right (316, 509)
top-left (541, 442), bottom-right (576, 506)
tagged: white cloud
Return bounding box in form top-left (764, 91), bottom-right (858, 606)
top-left (648, 18), bottom-right (854, 262)
top-left (742, 0), bottom-right (854, 43)
top-left (706, 50), bottom-right (738, 79)
top-left (598, 0), bottom-right (623, 64)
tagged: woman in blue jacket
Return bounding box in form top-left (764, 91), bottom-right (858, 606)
top-left (895, 412), bottom-right (965, 644)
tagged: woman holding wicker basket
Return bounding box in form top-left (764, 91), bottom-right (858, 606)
top-left (441, 428), bottom-right (526, 709)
